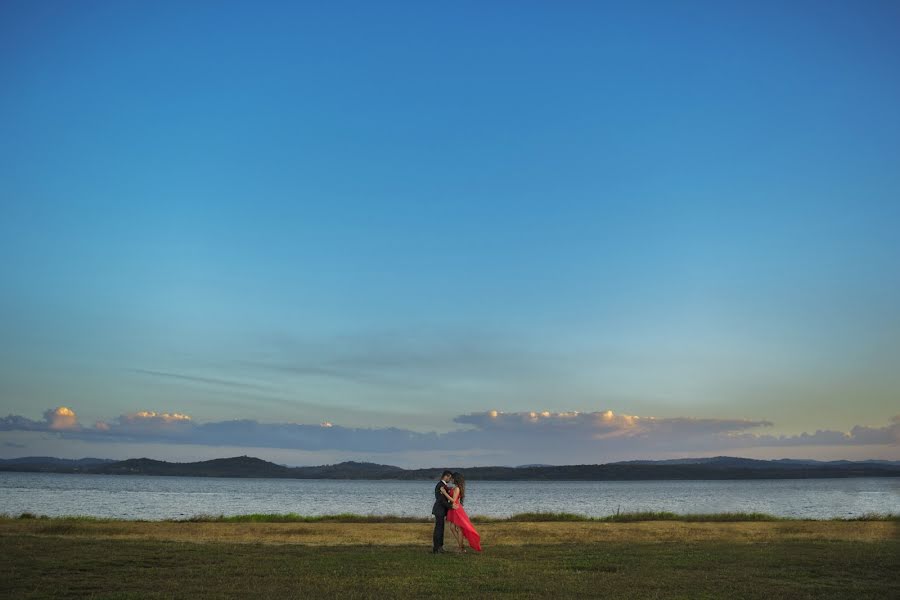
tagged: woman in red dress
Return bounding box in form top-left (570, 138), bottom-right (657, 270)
top-left (440, 472), bottom-right (482, 552)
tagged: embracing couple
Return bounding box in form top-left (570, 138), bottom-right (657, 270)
top-left (432, 470), bottom-right (482, 553)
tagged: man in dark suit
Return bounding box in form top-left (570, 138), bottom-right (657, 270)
top-left (432, 470), bottom-right (454, 553)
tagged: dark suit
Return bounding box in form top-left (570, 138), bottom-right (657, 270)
top-left (432, 480), bottom-right (453, 551)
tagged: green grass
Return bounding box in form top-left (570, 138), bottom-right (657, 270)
top-left (493, 511), bottom-right (783, 522)
top-left (4, 511), bottom-right (899, 523)
top-left (840, 512), bottom-right (900, 521)
top-left (181, 512), bottom-right (432, 523)
top-left (2, 533), bottom-right (897, 599)
top-left (10, 512), bottom-right (131, 522)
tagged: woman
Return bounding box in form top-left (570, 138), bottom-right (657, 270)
top-left (440, 472), bottom-right (482, 552)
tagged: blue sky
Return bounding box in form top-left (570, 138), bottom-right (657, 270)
top-left (1, 1), bottom-right (898, 466)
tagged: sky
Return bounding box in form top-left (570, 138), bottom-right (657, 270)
top-left (1, 1), bottom-right (898, 467)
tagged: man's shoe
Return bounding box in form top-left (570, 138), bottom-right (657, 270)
top-left (432, 548), bottom-right (445, 554)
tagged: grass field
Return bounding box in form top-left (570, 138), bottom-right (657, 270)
top-left (2, 515), bottom-right (897, 599)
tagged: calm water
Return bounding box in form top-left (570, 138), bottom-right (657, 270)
top-left (1, 472), bottom-right (897, 520)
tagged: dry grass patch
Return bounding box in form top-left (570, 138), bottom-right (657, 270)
top-left (1, 518), bottom-right (895, 546)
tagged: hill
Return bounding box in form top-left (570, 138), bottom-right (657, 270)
top-left (0, 457), bottom-right (116, 472)
top-left (2, 455), bottom-right (899, 480)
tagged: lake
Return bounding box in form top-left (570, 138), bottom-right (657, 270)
top-left (1, 472), bottom-right (897, 520)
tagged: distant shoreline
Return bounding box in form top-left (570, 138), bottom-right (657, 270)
top-left (2, 455), bottom-right (899, 481)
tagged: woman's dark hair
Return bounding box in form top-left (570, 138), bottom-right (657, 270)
top-left (451, 472), bottom-right (465, 505)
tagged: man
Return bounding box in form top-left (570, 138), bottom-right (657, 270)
top-left (431, 470), bottom-right (454, 553)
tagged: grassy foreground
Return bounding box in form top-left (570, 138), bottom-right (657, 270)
top-left (2, 516), bottom-right (897, 599)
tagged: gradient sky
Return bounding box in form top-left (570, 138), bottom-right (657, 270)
top-left (1, 1), bottom-right (898, 466)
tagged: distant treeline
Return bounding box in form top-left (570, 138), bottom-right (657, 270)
top-left (2, 455), bottom-right (900, 480)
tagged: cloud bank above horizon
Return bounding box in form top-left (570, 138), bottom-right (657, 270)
top-left (3, 407), bottom-right (897, 464)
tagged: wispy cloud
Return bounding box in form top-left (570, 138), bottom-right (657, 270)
top-left (128, 369), bottom-right (271, 392)
top-left (239, 328), bottom-right (571, 392)
top-left (237, 361), bottom-right (429, 390)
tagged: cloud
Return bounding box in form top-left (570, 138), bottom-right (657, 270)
top-left (1, 406), bottom-right (82, 432)
top-left (43, 406), bottom-right (79, 430)
top-left (454, 410), bottom-right (772, 437)
top-left (90, 410), bottom-right (196, 442)
top-left (449, 410), bottom-right (780, 453)
top-left (121, 410), bottom-right (193, 424)
top-left (0, 414), bottom-right (47, 432)
top-left (724, 415), bottom-right (900, 447)
top-left (2, 408), bottom-right (897, 460)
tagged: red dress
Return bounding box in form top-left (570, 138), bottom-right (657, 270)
top-left (446, 495), bottom-right (482, 551)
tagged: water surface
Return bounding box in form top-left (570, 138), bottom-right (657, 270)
top-left (1, 472), bottom-right (897, 520)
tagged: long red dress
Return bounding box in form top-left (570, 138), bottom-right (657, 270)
top-left (446, 495), bottom-right (482, 552)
